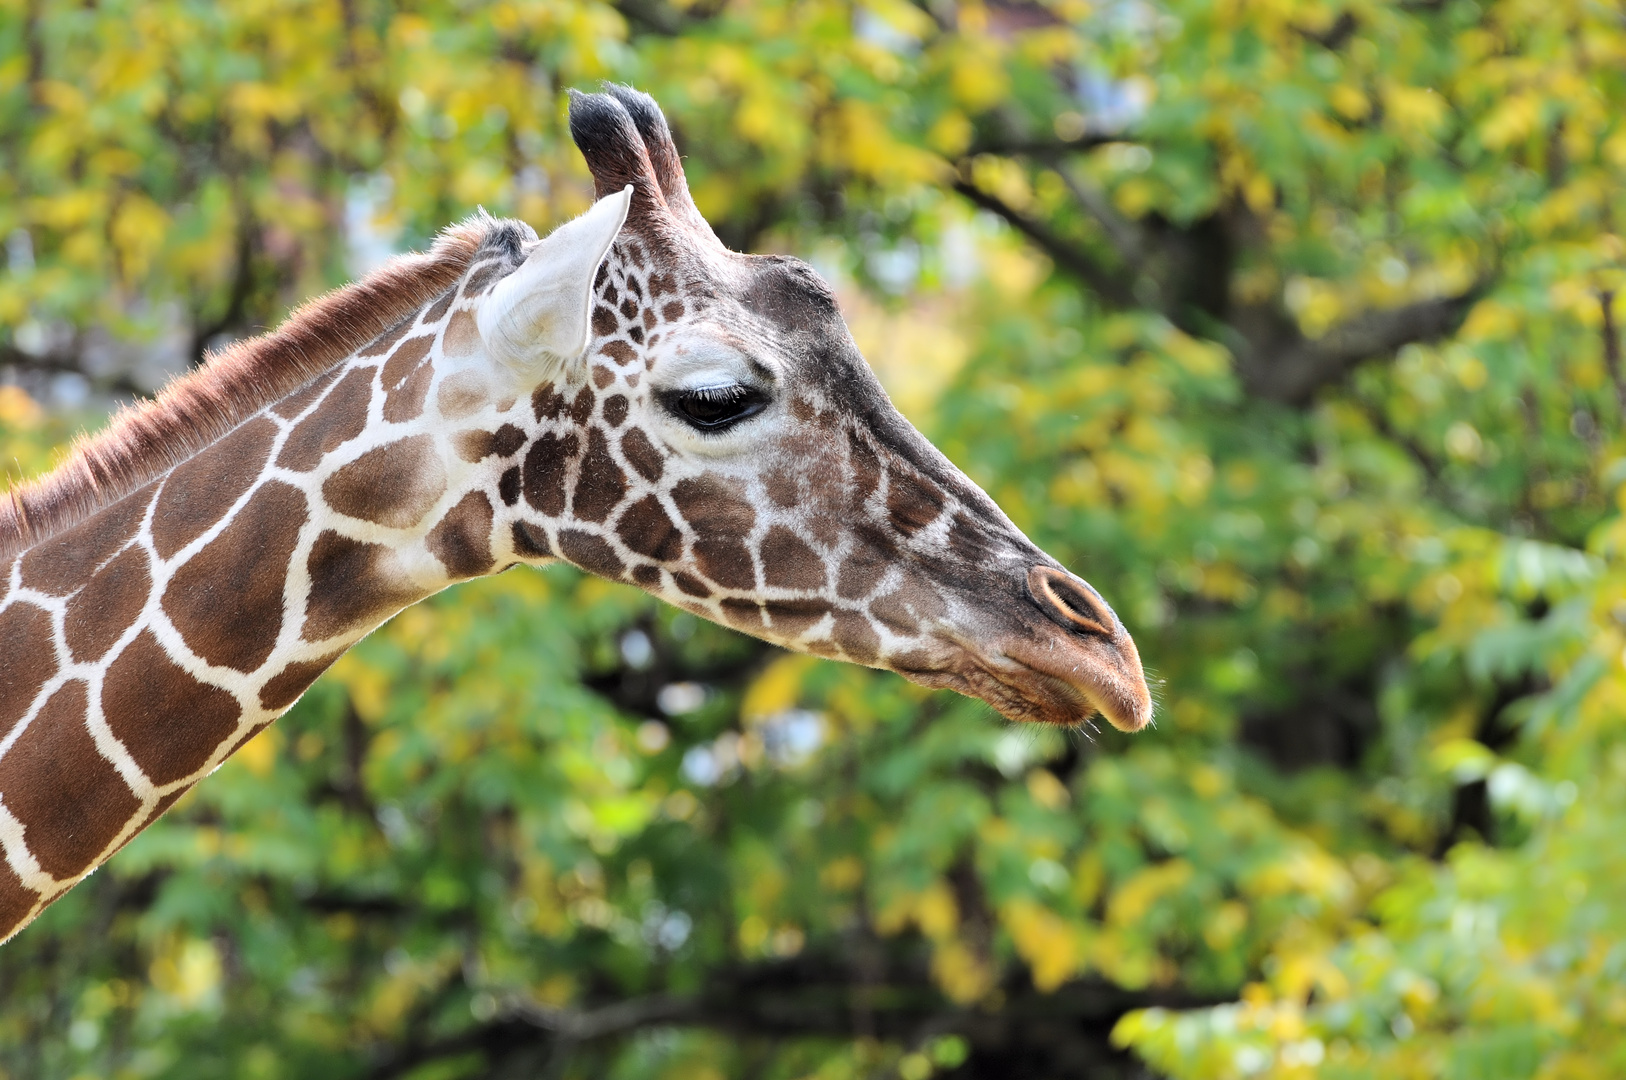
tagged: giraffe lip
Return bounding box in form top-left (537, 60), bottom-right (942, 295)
top-left (989, 632), bottom-right (1153, 733)
top-left (901, 627), bottom-right (1152, 733)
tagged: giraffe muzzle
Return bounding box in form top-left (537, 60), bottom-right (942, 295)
top-left (1006, 565), bottom-right (1153, 732)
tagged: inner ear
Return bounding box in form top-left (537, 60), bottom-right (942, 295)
top-left (477, 187), bottom-right (631, 375)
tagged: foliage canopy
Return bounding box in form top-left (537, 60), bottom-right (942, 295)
top-left (3, 1), bottom-right (1626, 1078)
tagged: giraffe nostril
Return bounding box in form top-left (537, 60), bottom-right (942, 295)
top-left (1028, 565), bottom-right (1114, 638)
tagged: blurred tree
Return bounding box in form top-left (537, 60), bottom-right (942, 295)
top-left (3, 1), bottom-right (1626, 1079)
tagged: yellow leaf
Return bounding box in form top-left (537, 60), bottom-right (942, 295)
top-left (1479, 93), bottom-right (1541, 151)
top-left (1384, 84), bottom-right (1447, 141)
top-left (931, 938), bottom-right (996, 1003)
top-left (1330, 83), bottom-right (1369, 120)
top-left (233, 727), bottom-right (281, 778)
top-left (1026, 768), bottom-right (1071, 809)
top-left (1107, 859), bottom-right (1193, 927)
top-left (741, 654), bottom-right (817, 721)
top-left (1003, 898), bottom-right (1087, 991)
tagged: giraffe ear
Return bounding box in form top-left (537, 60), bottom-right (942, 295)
top-left (477, 185), bottom-right (632, 375)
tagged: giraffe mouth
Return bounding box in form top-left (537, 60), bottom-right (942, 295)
top-left (992, 644), bottom-right (1153, 733)
top-left (894, 629), bottom-right (1153, 733)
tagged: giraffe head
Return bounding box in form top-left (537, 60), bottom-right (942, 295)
top-left (476, 87), bottom-right (1151, 731)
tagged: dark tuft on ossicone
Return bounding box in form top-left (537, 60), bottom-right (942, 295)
top-left (566, 90), bottom-right (662, 208)
top-left (568, 86), bottom-right (723, 246)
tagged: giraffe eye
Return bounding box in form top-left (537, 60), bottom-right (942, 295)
top-left (662, 384), bottom-right (769, 431)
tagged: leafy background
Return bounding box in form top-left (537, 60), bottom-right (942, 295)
top-left (3, 0), bottom-right (1625, 1077)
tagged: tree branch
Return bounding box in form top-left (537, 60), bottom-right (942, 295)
top-left (1053, 165), bottom-right (1145, 267)
top-left (1600, 289), bottom-right (1625, 413)
top-left (950, 178), bottom-right (1136, 307)
top-left (966, 130), bottom-right (1129, 160)
top-left (611, 0), bottom-right (702, 35)
top-left (366, 945), bottom-right (1222, 1080)
top-left (1233, 287), bottom-right (1485, 406)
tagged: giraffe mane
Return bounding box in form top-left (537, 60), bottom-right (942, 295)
top-left (0, 214), bottom-right (505, 560)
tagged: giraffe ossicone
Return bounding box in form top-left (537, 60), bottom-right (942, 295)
top-left (0, 85), bottom-right (1151, 944)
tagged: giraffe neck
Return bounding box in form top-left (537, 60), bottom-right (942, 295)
top-left (0, 246), bottom-right (536, 942)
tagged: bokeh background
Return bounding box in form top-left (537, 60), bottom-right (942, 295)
top-left (3, 1), bottom-right (1625, 1077)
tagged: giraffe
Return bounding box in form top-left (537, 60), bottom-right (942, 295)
top-left (0, 86), bottom-right (1151, 944)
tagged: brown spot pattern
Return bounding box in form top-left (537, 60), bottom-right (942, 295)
top-left (0, 602), bottom-right (55, 741)
top-left (103, 632), bottom-right (241, 786)
top-left (523, 432), bottom-right (577, 516)
top-left (886, 472), bottom-right (945, 535)
top-left (464, 262), bottom-right (502, 295)
top-left (571, 428), bottom-right (626, 524)
top-left (764, 469), bottom-right (800, 508)
top-left (277, 367), bottom-right (375, 472)
top-left (303, 531), bottom-right (424, 641)
top-left (151, 418), bottom-right (276, 559)
top-left (381, 335), bottom-right (435, 402)
top-left (63, 548), bottom-right (150, 662)
top-left (498, 466), bottom-right (521, 506)
top-left (0, 859), bottom-right (40, 937)
top-left (511, 520), bottom-right (554, 559)
top-left (847, 430), bottom-right (882, 504)
top-left (557, 529), bottom-right (625, 579)
top-left (838, 549), bottom-right (889, 600)
top-left (672, 477), bottom-right (756, 590)
top-left (163, 481), bottom-right (308, 673)
top-left (532, 385), bottom-right (565, 421)
top-left (695, 537), bottom-right (754, 590)
top-left (761, 527), bottom-right (826, 591)
top-left (602, 395), bottom-right (628, 428)
top-left (442, 309), bottom-right (480, 357)
top-left (271, 366), bottom-right (342, 420)
top-left (720, 598), bottom-right (764, 630)
top-left (0, 681), bottom-right (139, 880)
top-left (601, 340), bottom-right (636, 366)
top-left (569, 388), bottom-right (595, 425)
top-left (426, 491), bottom-right (495, 578)
top-left (19, 485), bottom-right (153, 596)
top-left (436, 371), bottom-right (489, 419)
top-left (259, 652), bottom-right (343, 712)
top-left (948, 514), bottom-right (996, 563)
top-left (421, 290), bottom-right (455, 325)
top-left (673, 571), bottom-right (711, 597)
top-left (871, 583), bottom-right (947, 635)
top-left (455, 430), bottom-right (496, 463)
top-left (831, 610), bottom-right (880, 663)
top-left (492, 424), bottom-right (525, 458)
top-left (382, 356), bottom-right (434, 423)
top-left (323, 435), bottom-right (447, 529)
top-left (765, 597), bottom-right (829, 636)
top-left (620, 428), bottom-right (663, 482)
top-left (358, 318), bottom-right (412, 358)
top-left (617, 495), bottom-right (684, 561)
top-left (125, 788), bottom-right (187, 840)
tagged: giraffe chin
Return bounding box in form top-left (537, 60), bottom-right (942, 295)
top-left (892, 629), bottom-right (1153, 734)
top-left (994, 635), bottom-right (1154, 733)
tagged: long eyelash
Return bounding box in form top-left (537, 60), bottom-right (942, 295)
top-left (684, 384), bottom-right (750, 403)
